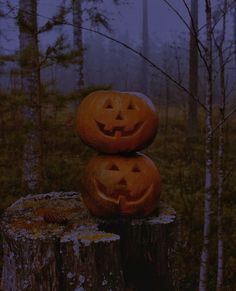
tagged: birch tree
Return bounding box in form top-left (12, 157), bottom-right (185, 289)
top-left (213, 1), bottom-right (230, 289)
top-left (199, 1), bottom-right (214, 290)
top-left (215, 28), bottom-right (225, 291)
top-left (18, 0), bottom-right (43, 192)
top-left (77, 4), bottom-right (236, 289)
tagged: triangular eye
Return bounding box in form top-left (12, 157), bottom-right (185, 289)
top-left (128, 100), bottom-right (135, 110)
top-left (107, 164), bottom-right (119, 171)
top-left (132, 164), bottom-right (140, 172)
top-left (104, 99), bottom-right (113, 109)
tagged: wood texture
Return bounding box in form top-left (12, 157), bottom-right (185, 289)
top-left (100, 203), bottom-right (177, 291)
top-left (1, 192), bottom-right (176, 291)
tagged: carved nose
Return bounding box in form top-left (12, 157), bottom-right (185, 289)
top-left (118, 178), bottom-right (127, 186)
top-left (116, 111), bottom-right (123, 120)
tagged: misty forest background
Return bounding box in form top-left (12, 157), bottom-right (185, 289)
top-left (0, 0), bottom-right (236, 290)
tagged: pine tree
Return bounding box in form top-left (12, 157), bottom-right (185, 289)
top-left (73, 0), bottom-right (84, 91)
top-left (18, 0), bottom-right (43, 192)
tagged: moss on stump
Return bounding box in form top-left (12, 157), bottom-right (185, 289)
top-left (1, 192), bottom-right (176, 291)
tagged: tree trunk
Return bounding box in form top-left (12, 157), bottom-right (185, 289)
top-left (101, 204), bottom-right (177, 291)
top-left (188, 0), bottom-right (199, 139)
top-left (1, 192), bottom-right (125, 291)
top-left (165, 76), bottom-right (170, 134)
top-left (141, 0), bottom-right (149, 95)
top-left (199, 1), bottom-right (213, 290)
top-left (234, 0), bottom-right (236, 77)
top-left (1, 192), bottom-right (176, 291)
top-left (215, 1), bottom-right (227, 288)
top-left (216, 51), bottom-right (224, 290)
top-left (19, 0), bottom-right (43, 192)
top-left (73, 0), bottom-right (84, 91)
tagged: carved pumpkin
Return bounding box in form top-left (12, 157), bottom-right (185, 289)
top-left (82, 153), bottom-right (161, 217)
top-left (76, 91), bottom-right (158, 153)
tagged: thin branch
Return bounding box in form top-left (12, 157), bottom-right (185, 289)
top-left (163, 0), bottom-right (209, 72)
top-left (11, 3), bottom-right (208, 111)
top-left (198, 0), bottom-right (235, 35)
top-left (182, 0), bottom-right (209, 73)
top-left (0, 54), bottom-right (18, 62)
top-left (211, 107), bottom-right (236, 135)
top-left (162, 0), bottom-right (192, 34)
top-left (7, 1), bottom-right (236, 128)
top-left (75, 23), bottom-right (207, 111)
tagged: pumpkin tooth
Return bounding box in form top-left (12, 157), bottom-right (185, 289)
top-left (96, 121), bottom-right (115, 136)
top-left (104, 124), bottom-right (113, 132)
top-left (115, 130), bottom-right (122, 138)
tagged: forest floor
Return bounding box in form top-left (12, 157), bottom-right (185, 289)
top-left (0, 105), bottom-right (235, 290)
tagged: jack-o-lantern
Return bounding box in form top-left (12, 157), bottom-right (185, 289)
top-left (76, 91), bottom-right (158, 153)
top-left (82, 153), bottom-right (161, 217)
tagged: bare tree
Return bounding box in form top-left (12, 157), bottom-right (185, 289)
top-left (18, 0), bottom-right (43, 191)
top-left (142, 0), bottom-right (149, 94)
top-left (72, 0), bottom-right (124, 94)
top-left (68, 6), bottom-right (236, 290)
top-left (214, 1), bottom-right (228, 289)
top-left (188, 0), bottom-right (199, 138)
top-left (199, 1), bottom-right (214, 290)
top-left (216, 40), bottom-right (225, 291)
top-left (234, 0), bottom-right (236, 74)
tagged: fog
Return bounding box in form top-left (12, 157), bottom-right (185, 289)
top-left (1, 0), bottom-right (234, 50)
top-left (0, 0), bottom-right (235, 101)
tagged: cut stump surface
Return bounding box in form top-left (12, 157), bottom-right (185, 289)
top-left (1, 192), bottom-right (176, 291)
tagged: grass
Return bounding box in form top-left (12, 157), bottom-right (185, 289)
top-left (0, 101), bottom-right (235, 290)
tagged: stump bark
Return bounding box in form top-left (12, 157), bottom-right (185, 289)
top-left (1, 192), bottom-right (176, 291)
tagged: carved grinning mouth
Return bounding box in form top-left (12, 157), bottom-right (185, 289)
top-left (95, 121), bottom-right (143, 137)
top-left (95, 179), bottom-right (151, 205)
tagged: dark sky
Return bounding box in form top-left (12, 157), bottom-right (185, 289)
top-left (0, 0), bottom-right (234, 53)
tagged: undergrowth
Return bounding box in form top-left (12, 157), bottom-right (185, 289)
top-left (0, 93), bottom-right (235, 290)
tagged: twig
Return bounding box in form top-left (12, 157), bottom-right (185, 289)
top-left (211, 107), bottom-right (236, 135)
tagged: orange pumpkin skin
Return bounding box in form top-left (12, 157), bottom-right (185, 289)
top-left (76, 91), bottom-right (158, 153)
top-left (82, 153), bottom-right (161, 218)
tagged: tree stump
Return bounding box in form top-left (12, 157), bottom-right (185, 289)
top-left (100, 204), bottom-right (177, 291)
top-left (1, 192), bottom-right (176, 291)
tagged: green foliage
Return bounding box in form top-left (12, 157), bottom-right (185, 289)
top-left (17, 1), bottom-right (77, 71)
top-left (38, 5), bottom-right (68, 34)
top-left (42, 35), bottom-right (77, 68)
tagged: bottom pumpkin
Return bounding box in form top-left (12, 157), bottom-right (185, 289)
top-left (82, 153), bottom-right (161, 218)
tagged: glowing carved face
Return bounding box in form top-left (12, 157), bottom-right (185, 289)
top-left (82, 154), bottom-right (161, 217)
top-left (76, 91), bottom-right (158, 153)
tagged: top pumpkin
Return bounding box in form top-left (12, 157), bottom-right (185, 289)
top-left (76, 91), bottom-right (158, 153)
